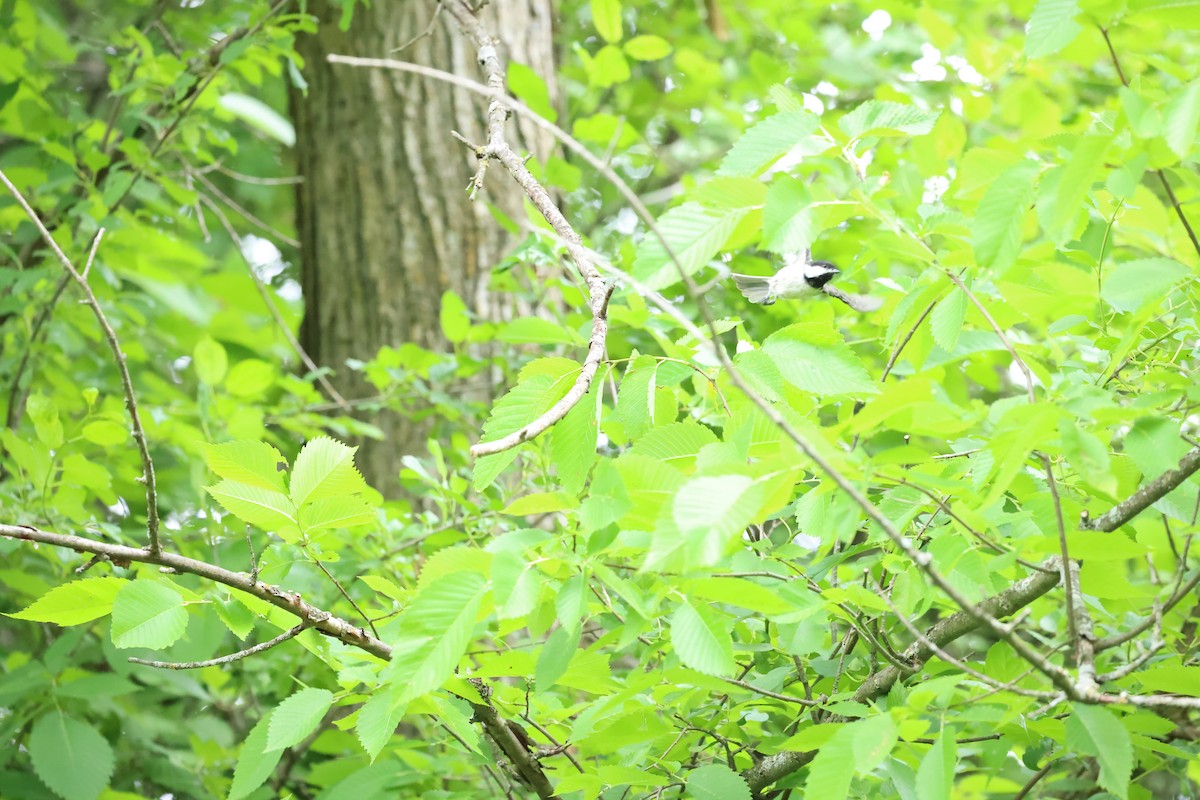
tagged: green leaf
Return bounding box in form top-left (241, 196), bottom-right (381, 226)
top-left (298, 496), bottom-right (375, 531)
top-left (550, 392), bottom-right (598, 493)
top-left (673, 474), bottom-right (760, 546)
top-left (194, 336), bottom-right (228, 386)
top-left (474, 374), bottom-right (566, 490)
top-left (1164, 79), bottom-right (1200, 158)
top-left (692, 177), bottom-right (768, 209)
top-left (440, 291), bottom-right (470, 344)
top-left (686, 764), bottom-right (751, 800)
top-left (1025, 0), bottom-right (1083, 57)
top-left (1043, 134), bottom-right (1110, 244)
top-left (632, 202), bottom-right (749, 290)
top-left (81, 419), bottom-right (128, 446)
top-left (7, 577), bottom-right (126, 626)
top-left (266, 688), bottom-right (335, 751)
top-left (615, 357), bottom-right (658, 440)
top-left (972, 160), bottom-right (1038, 271)
top-left (356, 686), bottom-right (407, 761)
top-left (930, 288), bottom-right (967, 352)
top-left (1066, 704), bottom-right (1132, 799)
top-left (804, 720), bottom-right (856, 800)
top-left (915, 731), bottom-right (956, 800)
top-left (762, 177), bottom-right (814, 253)
top-left (852, 713), bottom-right (899, 772)
top-left (497, 317), bottom-right (584, 345)
top-left (1101, 258), bottom-right (1189, 312)
top-left (670, 599), bottom-right (734, 676)
top-left (204, 440), bottom-right (288, 492)
top-left (29, 712), bottom-right (114, 800)
top-left (628, 421), bottom-right (718, 472)
top-left (228, 715), bottom-right (284, 800)
top-left (536, 624), bottom-right (581, 691)
top-left (207, 480), bottom-right (300, 538)
top-left (507, 62), bottom-right (557, 124)
top-left (502, 491), bottom-right (578, 516)
top-left (614, 453), bottom-right (686, 530)
top-left (384, 572), bottom-right (488, 701)
top-left (718, 110), bottom-right (821, 177)
top-left (839, 101), bottom-right (940, 138)
top-left (762, 323), bottom-right (878, 396)
top-left (290, 436), bottom-right (367, 507)
top-left (219, 93), bottom-right (295, 146)
top-left (111, 581), bottom-right (188, 650)
top-left (591, 0), bottom-right (622, 42)
top-left (624, 34), bottom-right (671, 60)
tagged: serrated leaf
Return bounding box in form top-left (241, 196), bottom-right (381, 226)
top-left (550, 395), bottom-right (598, 494)
top-left (356, 687), bottom-right (407, 761)
top-left (205, 440), bottom-right (288, 492)
top-left (591, 0), bottom-right (622, 42)
top-left (194, 336), bottom-right (228, 386)
top-left (632, 202), bottom-right (748, 290)
top-left (1067, 704), bottom-right (1132, 799)
top-left (536, 624), bottom-right (581, 691)
top-left (416, 546), bottom-right (493, 594)
top-left (1025, 0), bottom-right (1083, 57)
top-left (474, 375), bottom-right (563, 490)
top-left (972, 160), bottom-right (1038, 271)
top-left (671, 599), bottom-right (734, 676)
top-left (852, 714), bottom-right (899, 771)
top-left (839, 101), bottom-right (939, 138)
top-left (228, 715), bottom-right (283, 800)
top-left (916, 731), bottom-right (956, 800)
top-left (930, 288), bottom-right (967, 352)
top-left (762, 323), bottom-right (878, 396)
top-left (207, 480), bottom-right (300, 538)
top-left (718, 110), bottom-right (821, 177)
top-left (691, 177), bottom-right (768, 209)
top-left (613, 453), bottom-right (686, 530)
top-left (501, 491), bottom-right (578, 516)
top-left (1165, 80), bottom-right (1200, 158)
top-left (628, 421), bottom-right (718, 472)
top-left (686, 764), bottom-right (751, 800)
top-left (298, 496), bottom-right (375, 532)
top-left (111, 581), bottom-right (187, 650)
top-left (804, 723), bottom-right (856, 800)
top-left (29, 712), bottom-right (114, 800)
top-left (266, 688), bottom-right (335, 752)
top-left (1102, 257), bottom-right (1189, 312)
top-left (290, 436), bottom-right (367, 506)
top-left (384, 572), bottom-right (488, 701)
top-left (1043, 133), bottom-right (1110, 244)
top-left (762, 177), bottom-right (814, 253)
top-left (7, 577), bottom-right (126, 626)
top-left (615, 358), bottom-right (658, 440)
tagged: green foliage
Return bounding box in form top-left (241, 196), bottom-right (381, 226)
top-left (4, 0), bottom-right (1200, 798)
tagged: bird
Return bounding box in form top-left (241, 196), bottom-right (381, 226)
top-left (731, 251), bottom-right (881, 312)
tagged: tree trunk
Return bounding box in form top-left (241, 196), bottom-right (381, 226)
top-left (291, 0), bottom-right (556, 489)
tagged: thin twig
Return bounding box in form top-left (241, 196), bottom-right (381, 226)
top-left (303, 544), bottom-right (379, 638)
top-left (197, 193), bottom-right (348, 407)
top-left (129, 624), bottom-right (306, 669)
top-left (0, 173), bottom-right (162, 554)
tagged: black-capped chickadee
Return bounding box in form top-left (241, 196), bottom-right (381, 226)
top-left (732, 252), bottom-right (881, 312)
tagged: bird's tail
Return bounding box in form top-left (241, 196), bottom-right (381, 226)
top-left (732, 274), bottom-right (775, 305)
top-left (822, 284), bottom-right (883, 312)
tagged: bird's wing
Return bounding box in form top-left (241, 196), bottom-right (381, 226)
top-left (822, 284), bottom-right (882, 312)
top-left (731, 273), bottom-right (775, 305)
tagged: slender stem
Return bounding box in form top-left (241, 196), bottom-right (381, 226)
top-left (129, 624), bottom-right (306, 669)
top-left (0, 172), bottom-right (162, 554)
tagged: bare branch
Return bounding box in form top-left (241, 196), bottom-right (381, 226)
top-left (129, 624), bottom-right (307, 669)
top-left (0, 172), bottom-right (162, 554)
top-left (330, 2), bottom-right (612, 460)
top-left (1083, 447), bottom-right (1200, 533)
